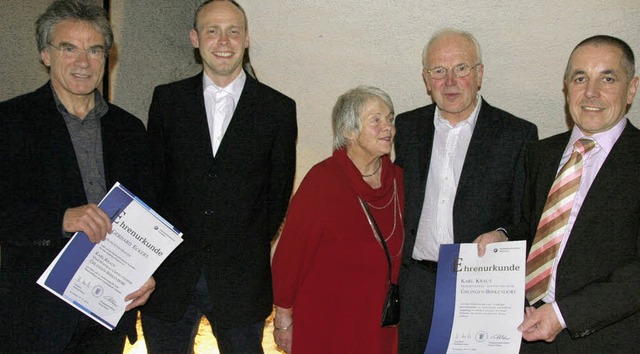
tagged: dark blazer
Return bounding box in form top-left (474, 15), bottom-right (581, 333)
top-left (394, 99), bottom-right (537, 353)
top-left (142, 73), bottom-right (297, 327)
top-left (516, 123), bottom-right (640, 354)
top-left (395, 99), bottom-right (538, 255)
top-left (0, 83), bottom-right (152, 352)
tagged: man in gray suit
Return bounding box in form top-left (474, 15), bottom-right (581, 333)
top-left (394, 28), bottom-right (538, 353)
top-left (517, 35), bottom-right (639, 354)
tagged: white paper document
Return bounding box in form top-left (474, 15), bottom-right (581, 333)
top-left (37, 182), bottom-right (183, 330)
top-left (425, 241), bottom-right (526, 354)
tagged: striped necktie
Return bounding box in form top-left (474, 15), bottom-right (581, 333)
top-left (525, 138), bottom-right (596, 305)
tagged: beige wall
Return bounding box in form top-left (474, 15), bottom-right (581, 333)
top-left (2, 0), bottom-right (640, 187)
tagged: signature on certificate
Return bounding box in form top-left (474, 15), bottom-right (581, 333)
top-left (490, 333), bottom-right (511, 340)
top-left (75, 275), bottom-right (92, 289)
top-left (102, 295), bottom-right (119, 307)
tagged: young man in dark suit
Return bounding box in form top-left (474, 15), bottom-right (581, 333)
top-left (0, 1), bottom-right (155, 352)
top-left (394, 28), bottom-right (538, 354)
top-left (516, 35), bottom-right (640, 354)
top-left (141, 1), bottom-right (297, 353)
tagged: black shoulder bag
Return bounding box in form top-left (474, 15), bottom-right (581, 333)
top-left (359, 198), bottom-right (400, 327)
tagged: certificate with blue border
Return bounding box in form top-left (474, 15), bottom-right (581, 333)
top-left (425, 241), bottom-right (526, 354)
top-left (37, 182), bottom-right (183, 330)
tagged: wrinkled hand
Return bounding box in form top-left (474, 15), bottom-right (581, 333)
top-left (273, 306), bottom-right (293, 353)
top-left (63, 204), bottom-right (112, 243)
top-left (518, 304), bottom-right (563, 342)
top-left (473, 230), bottom-right (508, 257)
top-left (125, 277), bottom-right (156, 311)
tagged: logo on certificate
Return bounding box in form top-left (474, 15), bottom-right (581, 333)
top-left (475, 331), bottom-right (488, 342)
top-left (92, 285), bottom-right (104, 297)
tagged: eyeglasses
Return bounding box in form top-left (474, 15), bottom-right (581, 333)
top-left (48, 43), bottom-right (106, 60)
top-left (426, 63), bottom-right (481, 80)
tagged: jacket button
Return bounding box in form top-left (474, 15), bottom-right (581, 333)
top-left (207, 172), bottom-right (217, 179)
top-left (204, 210), bottom-right (214, 216)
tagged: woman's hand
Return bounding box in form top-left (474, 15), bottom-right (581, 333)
top-left (273, 306), bottom-right (294, 353)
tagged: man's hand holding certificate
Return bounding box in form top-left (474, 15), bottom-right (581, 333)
top-left (425, 241), bottom-right (526, 354)
top-left (37, 182), bottom-right (183, 330)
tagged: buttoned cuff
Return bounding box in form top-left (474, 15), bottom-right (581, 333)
top-left (551, 301), bottom-right (567, 329)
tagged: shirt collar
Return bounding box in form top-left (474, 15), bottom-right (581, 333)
top-left (569, 117), bottom-right (627, 156)
top-left (202, 70), bottom-right (246, 102)
top-left (50, 83), bottom-right (108, 121)
top-left (434, 94), bottom-right (482, 130)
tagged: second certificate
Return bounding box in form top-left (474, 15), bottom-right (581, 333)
top-left (425, 241), bottom-right (526, 354)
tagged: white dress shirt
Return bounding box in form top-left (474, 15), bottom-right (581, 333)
top-left (412, 95), bottom-right (482, 261)
top-left (203, 71), bottom-right (246, 157)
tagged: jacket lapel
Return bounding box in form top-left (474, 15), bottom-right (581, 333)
top-left (35, 83), bottom-right (88, 205)
top-left (458, 100), bottom-right (499, 183)
top-left (417, 108), bottom-right (435, 203)
top-left (186, 74), bottom-right (216, 160)
top-left (567, 123), bottom-right (640, 240)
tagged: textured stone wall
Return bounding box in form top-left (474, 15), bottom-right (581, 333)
top-left (2, 0), bottom-right (639, 186)
top-left (1, 0), bottom-right (51, 98)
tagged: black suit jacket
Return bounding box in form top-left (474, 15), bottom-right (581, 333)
top-left (516, 123), bottom-right (640, 354)
top-left (0, 83), bottom-right (152, 352)
top-left (395, 99), bottom-right (538, 259)
top-left (394, 99), bottom-right (537, 353)
top-left (143, 73), bottom-right (297, 327)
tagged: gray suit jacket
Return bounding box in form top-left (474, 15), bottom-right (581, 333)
top-left (516, 122), bottom-right (640, 354)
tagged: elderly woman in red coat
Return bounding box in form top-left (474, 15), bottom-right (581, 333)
top-left (272, 86), bottom-right (404, 353)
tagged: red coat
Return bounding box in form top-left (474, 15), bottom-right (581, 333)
top-left (273, 149), bottom-right (404, 354)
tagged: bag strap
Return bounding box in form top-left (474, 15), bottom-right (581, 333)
top-left (359, 198), bottom-right (392, 284)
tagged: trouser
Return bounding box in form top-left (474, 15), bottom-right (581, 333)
top-left (141, 272), bottom-right (265, 354)
top-left (398, 259), bottom-right (438, 354)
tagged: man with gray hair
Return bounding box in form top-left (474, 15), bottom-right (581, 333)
top-left (394, 28), bottom-right (537, 353)
top-left (0, 0), bottom-right (155, 352)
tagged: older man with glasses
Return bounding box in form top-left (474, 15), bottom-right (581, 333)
top-left (394, 28), bottom-right (538, 354)
top-left (0, 0), bottom-right (155, 352)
